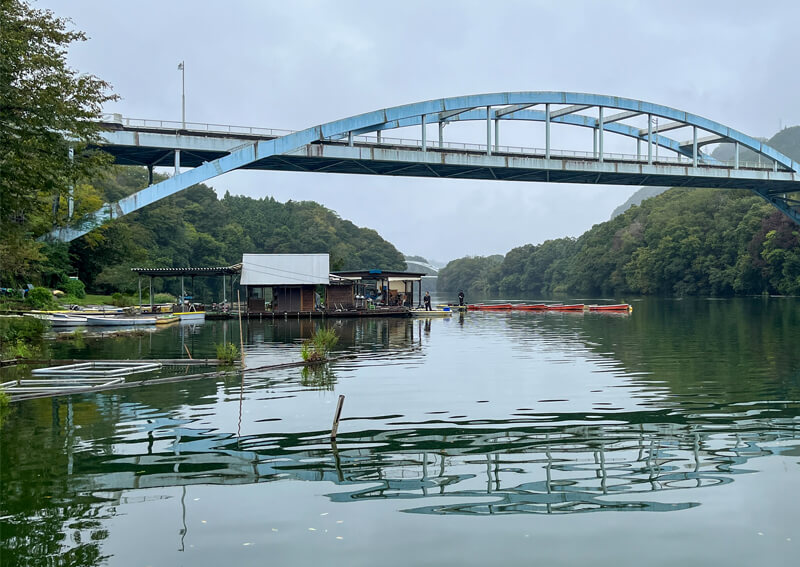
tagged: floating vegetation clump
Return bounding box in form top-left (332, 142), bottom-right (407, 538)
top-left (216, 342), bottom-right (239, 364)
top-left (301, 327), bottom-right (339, 363)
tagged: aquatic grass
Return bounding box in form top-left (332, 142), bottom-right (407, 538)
top-left (216, 342), bottom-right (239, 365)
top-left (301, 327), bottom-right (339, 363)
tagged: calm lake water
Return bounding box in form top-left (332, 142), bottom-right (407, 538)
top-left (2, 297), bottom-right (799, 566)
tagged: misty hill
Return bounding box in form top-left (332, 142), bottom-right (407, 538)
top-left (712, 125), bottom-right (800, 163)
top-left (610, 187), bottom-right (669, 219)
top-left (404, 255), bottom-right (439, 275)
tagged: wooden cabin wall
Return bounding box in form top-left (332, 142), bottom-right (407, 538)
top-left (326, 286), bottom-right (354, 309)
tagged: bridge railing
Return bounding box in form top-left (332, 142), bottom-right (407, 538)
top-left (100, 114), bottom-right (782, 171)
top-left (327, 134), bottom-right (780, 171)
top-left (100, 113), bottom-right (295, 138)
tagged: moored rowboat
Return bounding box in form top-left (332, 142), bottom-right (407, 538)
top-left (410, 308), bottom-right (452, 317)
top-left (175, 311), bottom-right (205, 321)
top-left (83, 316), bottom-right (156, 326)
top-left (26, 314), bottom-right (88, 326)
top-left (468, 304), bottom-right (512, 311)
top-left (511, 304), bottom-right (548, 311)
top-left (588, 304), bottom-right (632, 312)
top-left (546, 304), bottom-right (584, 311)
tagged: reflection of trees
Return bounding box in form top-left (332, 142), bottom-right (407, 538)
top-left (1, 398), bottom-right (117, 567)
top-left (503, 299), bottom-right (800, 406)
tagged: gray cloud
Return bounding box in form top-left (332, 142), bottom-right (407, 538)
top-left (39, 0), bottom-right (800, 260)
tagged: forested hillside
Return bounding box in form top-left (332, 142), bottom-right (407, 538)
top-left (440, 189), bottom-right (800, 297)
top-left (36, 167), bottom-right (405, 295)
top-left (441, 126), bottom-right (800, 297)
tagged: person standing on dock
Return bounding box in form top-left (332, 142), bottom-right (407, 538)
top-left (424, 291), bottom-right (432, 311)
top-left (458, 290), bottom-right (465, 306)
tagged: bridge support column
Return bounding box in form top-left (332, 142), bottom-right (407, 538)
top-left (147, 164), bottom-right (154, 186)
top-left (494, 118), bottom-right (500, 152)
top-left (693, 126), bottom-right (698, 167)
top-left (593, 128), bottom-right (597, 158)
top-left (377, 130), bottom-right (381, 144)
top-left (174, 150), bottom-right (181, 175)
top-left (637, 138), bottom-right (641, 160)
top-left (486, 106), bottom-right (492, 156)
top-left (598, 107), bottom-right (604, 163)
top-left (348, 131), bottom-right (353, 147)
top-left (735, 142), bottom-right (739, 169)
top-left (438, 122), bottom-right (444, 149)
top-left (421, 114), bottom-right (427, 152)
top-left (647, 114), bottom-right (653, 164)
top-left (545, 103), bottom-right (551, 159)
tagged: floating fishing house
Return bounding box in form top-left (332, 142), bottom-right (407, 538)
top-left (240, 253), bottom-right (328, 313)
top-left (132, 255), bottom-right (425, 317)
top-left (330, 270), bottom-right (426, 308)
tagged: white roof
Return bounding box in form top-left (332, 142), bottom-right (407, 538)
top-left (240, 254), bottom-right (330, 286)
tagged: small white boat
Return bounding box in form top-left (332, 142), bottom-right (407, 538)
top-left (83, 316), bottom-right (156, 326)
top-left (175, 311), bottom-right (205, 322)
top-left (25, 313), bottom-right (87, 326)
top-left (47, 315), bottom-right (88, 326)
top-left (410, 308), bottom-right (452, 317)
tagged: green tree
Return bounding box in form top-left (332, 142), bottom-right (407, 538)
top-left (0, 0), bottom-right (116, 286)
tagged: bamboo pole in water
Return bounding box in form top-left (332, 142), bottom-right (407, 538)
top-left (331, 394), bottom-right (345, 441)
top-left (237, 290), bottom-right (245, 369)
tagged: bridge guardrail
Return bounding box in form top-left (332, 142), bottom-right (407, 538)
top-left (332, 134), bottom-right (780, 171)
top-left (101, 114), bottom-right (781, 171)
top-left (100, 113), bottom-right (295, 138)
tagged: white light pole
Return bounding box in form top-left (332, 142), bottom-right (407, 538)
top-left (178, 61), bottom-right (185, 128)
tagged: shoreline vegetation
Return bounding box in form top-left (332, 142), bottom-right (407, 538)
top-left (439, 187), bottom-right (800, 298)
top-left (439, 126), bottom-right (800, 298)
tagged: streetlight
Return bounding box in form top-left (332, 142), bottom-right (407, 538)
top-left (177, 61), bottom-right (185, 128)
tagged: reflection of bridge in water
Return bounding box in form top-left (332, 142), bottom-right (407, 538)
top-left (71, 398), bottom-right (798, 516)
top-left (50, 92), bottom-right (800, 242)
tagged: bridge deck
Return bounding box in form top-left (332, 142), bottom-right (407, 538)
top-left (97, 124), bottom-right (798, 195)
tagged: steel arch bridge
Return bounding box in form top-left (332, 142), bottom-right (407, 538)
top-left (50, 91), bottom-right (800, 242)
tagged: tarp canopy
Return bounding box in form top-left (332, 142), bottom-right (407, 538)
top-left (240, 254), bottom-right (329, 286)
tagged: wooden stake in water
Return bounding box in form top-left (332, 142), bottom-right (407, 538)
top-left (183, 343), bottom-right (193, 360)
top-left (236, 290), bottom-right (246, 369)
top-left (331, 395), bottom-right (345, 441)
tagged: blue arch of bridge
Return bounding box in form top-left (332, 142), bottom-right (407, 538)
top-left (50, 91), bottom-right (800, 242)
top-left (316, 92), bottom-right (800, 172)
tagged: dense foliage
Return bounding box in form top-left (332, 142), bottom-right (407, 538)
top-left (0, 315), bottom-right (47, 359)
top-left (0, 1), bottom-right (403, 297)
top-left (58, 167), bottom-right (406, 299)
top-left (440, 188), bottom-right (800, 296)
top-left (438, 255), bottom-right (504, 296)
top-left (0, 0), bottom-right (115, 286)
top-left (441, 125), bottom-right (800, 298)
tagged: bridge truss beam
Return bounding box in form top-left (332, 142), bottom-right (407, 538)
top-left (47, 92), bottom-right (800, 242)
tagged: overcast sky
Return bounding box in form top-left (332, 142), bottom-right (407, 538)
top-left (39, 0), bottom-right (800, 264)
